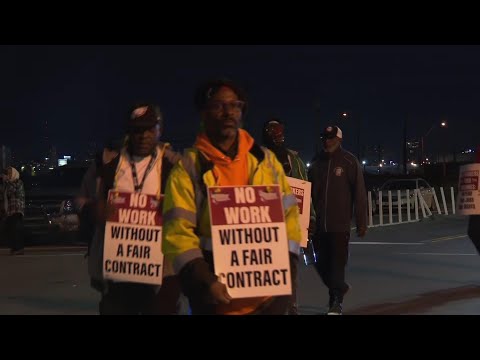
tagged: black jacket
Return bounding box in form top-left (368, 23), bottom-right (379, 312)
top-left (468, 215), bottom-right (480, 254)
top-left (308, 147), bottom-right (367, 233)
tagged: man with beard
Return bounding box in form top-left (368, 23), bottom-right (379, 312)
top-left (162, 79), bottom-right (302, 315)
top-left (262, 119), bottom-right (309, 183)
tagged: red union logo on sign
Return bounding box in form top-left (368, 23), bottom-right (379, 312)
top-left (461, 176), bottom-right (479, 191)
top-left (211, 193), bottom-right (231, 204)
top-left (259, 191), bottom-right (278, 202)
top-left (149, 198), bottom-right (160, 209)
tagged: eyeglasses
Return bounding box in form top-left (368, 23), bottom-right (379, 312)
top-left (321, 135), bottom-right (337, 140)
top-left (266, 123), bottom-right (284, 134)
top-left (128, 125), bottom-right (159, 134)
top-left (207, 100), bottom-right (245, 113)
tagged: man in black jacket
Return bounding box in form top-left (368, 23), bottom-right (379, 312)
top-left (76, 138), bottom-right (122, 255)
top-left (308, 125), bottom-right (367, 315)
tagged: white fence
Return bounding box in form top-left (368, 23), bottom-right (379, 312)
top-left (367, 187), bottom-right (456, 228)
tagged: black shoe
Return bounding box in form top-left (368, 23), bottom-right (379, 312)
top-left (344, 283), bottom-right (351, 296)
top-left (287, 303), bottom-right (299, 315)
top-left (329, 294), bottom-right (343, 307)
top-left (327, 300), bottom-right (343, 315)
top-left (327, 284), bottom-right (350, 307)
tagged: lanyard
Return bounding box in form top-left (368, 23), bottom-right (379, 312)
top-left (129, 150), bottom-right (157, 192)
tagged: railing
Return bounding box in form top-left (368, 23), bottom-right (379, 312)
top-left (367, 187), bottom-right (456, 228)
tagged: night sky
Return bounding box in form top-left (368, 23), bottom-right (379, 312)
top-left (3, 45), bottom-right (480, 163)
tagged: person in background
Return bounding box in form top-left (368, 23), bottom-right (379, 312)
top-left (262, 118), bottom-right (316, 315)
top-left (76, 138), bottom-right (123, 255)
top-left (308, 125), bottom-right (367, 315)
top-left (0, 167), bottom-right (25, 255)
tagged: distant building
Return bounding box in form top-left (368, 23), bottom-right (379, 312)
top-left (58, 155), bottom-right (72, 167)
top-left (46, 146), bottom-right (58, 169)
top-left (406, 140), bottom-right (421, 164)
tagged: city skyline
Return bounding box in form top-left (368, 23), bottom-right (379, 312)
top-left (2, 45), bottom-right (480, 162)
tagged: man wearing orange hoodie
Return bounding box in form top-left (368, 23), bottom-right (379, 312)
top-left (162, 78), bottom-right (302, 315)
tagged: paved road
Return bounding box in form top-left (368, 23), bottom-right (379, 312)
top-left (1, 215), bottom-right (479, 315)
top-left (0, 246), bottom-right (97, 315)
top-left (299, 215), bottom-right (480, 315)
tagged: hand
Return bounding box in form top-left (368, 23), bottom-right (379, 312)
top-left (356, 226), bottom-right (367, 238)
top-left (105, 203), bottom-right (116, 220)
top-left (209, 281), bottom-right (232, 305)
top-left (96, 200), bottom-right (105, 222)
top-left (96, 200), bottom-right (114, 223)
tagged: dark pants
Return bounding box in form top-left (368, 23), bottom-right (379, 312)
top-left (186, 254), bottom-right (298, 315)
top-left (5, 213), bottom-right (24, 252)
top-left (287, 256), bottom-right (300, 315)
top-left (99, 276), bottom-right (182, 315)
top-left (188, 291), bottom-right (293, 315)
top-left (79, 203), bottom-right (95, 253)
top-left (311, 232), bottom-right (350, 303)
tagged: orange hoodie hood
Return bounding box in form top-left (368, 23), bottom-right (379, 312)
top-left (194, 129), bottom-right (255, 186)
top-left (194, 129), bottom-right (254, 165)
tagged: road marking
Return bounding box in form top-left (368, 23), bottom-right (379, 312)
top-left (397, 252), bottom-right (477, 256)
top-left (424, 235), bottom-right (467, 243)
top-left (0, 246), bottom-right (86, 256)
top-left (350, 242), bottom-right (423, 245)
top-left (6, 254), bottom-right (85, 258)
top-left (25, 246), bottom-right (87, 251)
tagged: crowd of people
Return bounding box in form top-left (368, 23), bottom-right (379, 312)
top-left (2, 77), bottom-right (369, 316)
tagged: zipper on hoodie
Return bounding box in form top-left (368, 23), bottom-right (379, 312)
top-left (324, 158), bottom-right (331, 232)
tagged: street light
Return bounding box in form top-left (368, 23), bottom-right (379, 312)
top-left (340, 111), bottom-right (361, 159)
top-left (421, 121), bottom-right (448, 166)
top-left (440, 121), bottom-right (448, 176)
